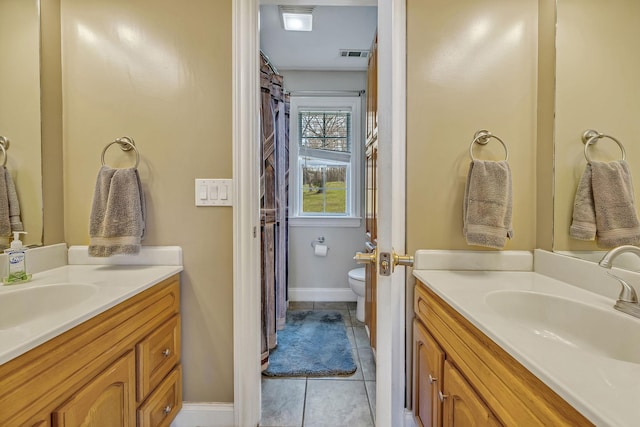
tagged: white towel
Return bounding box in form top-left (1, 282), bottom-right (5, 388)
top-left (88, 166), bottom-right (145, 257)
top-left (463, 160), bottom-right (513, 249)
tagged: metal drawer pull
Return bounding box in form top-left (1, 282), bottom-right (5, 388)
top-left (162, 348), bottom-right (171, 357)
top-left (163, 405), bottom-right (172, 415)
top-left (428, 374), bottom-right (437, 384)
top-left (438, 391), bottom-right (448, 402)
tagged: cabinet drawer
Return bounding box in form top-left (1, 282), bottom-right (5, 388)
top-left (137, 365), bottom-right (182, 427)
top-left (137, 314), bottom-right (181, 402)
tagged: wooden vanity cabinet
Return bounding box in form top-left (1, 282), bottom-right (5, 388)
top-left (0, 274), bottom-right (182, 427)
top-left (413, 280), bottom-right (593, 427)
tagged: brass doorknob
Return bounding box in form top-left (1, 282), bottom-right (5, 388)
top-left (354, 249), bottom-right (376, 265)
top-left (391, 250), bottom-right (414, 272)
top-left (393, 251), bottom-right (414, 267)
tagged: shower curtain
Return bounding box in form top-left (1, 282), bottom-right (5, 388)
top-left (260, 52), bottom-right (290, 370)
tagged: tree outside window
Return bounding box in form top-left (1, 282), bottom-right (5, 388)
top-left (298, 110), bottom-right (351, 215)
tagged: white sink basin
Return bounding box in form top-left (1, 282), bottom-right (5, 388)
top-left (485, 290), bottom-right (640, 364)
top-left (0, 283), bottom-right (98, 330)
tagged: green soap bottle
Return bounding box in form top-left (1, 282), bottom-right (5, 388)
top-left (3, 231), bottom-right (31, 285)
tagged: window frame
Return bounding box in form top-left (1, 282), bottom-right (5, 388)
top-left (289, 96), bottom-right (362, 227)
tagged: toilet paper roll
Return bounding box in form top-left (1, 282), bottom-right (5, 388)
top-left (314, 244), bottom-right (328, 257)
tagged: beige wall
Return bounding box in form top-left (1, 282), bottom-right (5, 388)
top-left (553, 0), bottom-right (640, 251)
top-left (60, 0), bottom-right (233, 402)
top-left (0, 0), bottom-right (44, 247)
top-left (406, 0), bottom-right (539, 254)
top-left (536, 0), bottom-right (556, 251)
top-left (41, 0), bottom-right (65, 246)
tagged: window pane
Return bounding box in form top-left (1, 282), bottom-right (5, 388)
top-left (299, 111), bottom-right (350, 153)
top-left (301, 164), bottom-right (347, 214)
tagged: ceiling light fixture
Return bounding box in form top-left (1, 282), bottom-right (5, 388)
top-left (279, 6), bottom-right (314, 32)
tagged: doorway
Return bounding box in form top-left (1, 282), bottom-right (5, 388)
top-left (259, 4), bottom-right (377, 425)
top-left (231, 0), bottom-right (408, 425)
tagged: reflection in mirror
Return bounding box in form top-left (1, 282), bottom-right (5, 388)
top-left (553, 0), bottom-right (640, 271)
top-left (0, 0), bottom-right (43, 247)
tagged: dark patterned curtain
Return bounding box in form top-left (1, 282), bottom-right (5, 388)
top-left (260, 52), bottom-right (290, 370)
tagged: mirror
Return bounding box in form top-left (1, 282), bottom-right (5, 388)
top-left (553, 0), bottom-right (640, 270)
top-left (0, 0), bottom-right (43, 247)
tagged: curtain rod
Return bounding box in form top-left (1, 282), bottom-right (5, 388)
top-left (287, 90), bottom-right (365, 97)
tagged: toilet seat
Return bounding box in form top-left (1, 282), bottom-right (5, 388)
top-left (348, 267), bottom-right (365, 281)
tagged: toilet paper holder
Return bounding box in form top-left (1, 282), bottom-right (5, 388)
top-left (311, 236), bottom-right (325, 249)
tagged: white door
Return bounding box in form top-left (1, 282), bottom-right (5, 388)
top-left (232, 0), bottom-right (407, 425)
top-left (368, 1), bottom-right (408, 425)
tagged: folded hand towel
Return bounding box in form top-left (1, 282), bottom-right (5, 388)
top-left (5, 169), bottom-right (23, 232)
top-left (591, 160), bottom-right (640, 248)
top-left (0, 166), bottom-right (11, 239)
top-left (570, 164), bottom-right (597, 241)
top-left (463, 160), bottom-right (513, 249)
top-left (88, 166), bottom-right (146, 257)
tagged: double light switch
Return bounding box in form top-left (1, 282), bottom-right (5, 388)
top-left (195, 179), bottom-right (232, 206)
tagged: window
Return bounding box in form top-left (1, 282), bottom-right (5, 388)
top-left (290, 96), bottom-right (362, 226)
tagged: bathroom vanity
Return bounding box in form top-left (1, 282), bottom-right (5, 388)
top-left (0, 245), bottom-right (183, 427)
top-left (412, 250), bottom-right (640, 427)
top-left (412, 280), bottom-right (590, 426)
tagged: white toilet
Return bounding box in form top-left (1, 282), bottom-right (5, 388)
top-left (348, 267), bottom-right (366, 322)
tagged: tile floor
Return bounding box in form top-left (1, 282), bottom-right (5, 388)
top-left (260, 301), bottom-right (376, 427)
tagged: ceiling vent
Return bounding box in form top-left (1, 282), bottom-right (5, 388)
top-left (339, 49), bottom-right (370, 58)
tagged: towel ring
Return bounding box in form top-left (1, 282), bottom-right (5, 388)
top-left (0, 137), bottom-right (8, 167)
top-left (101, 136), bottom-right (140, 169)
top-left (582, 129), bottom-right (626, 164)
top-left (469, 130), bottom-right (509, 161)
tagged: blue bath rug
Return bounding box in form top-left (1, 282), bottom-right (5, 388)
top-left (263, 310), bottom-right (357, 377)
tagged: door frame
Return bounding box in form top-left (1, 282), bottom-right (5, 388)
top-left (232, 0), bottom-right (407, 425)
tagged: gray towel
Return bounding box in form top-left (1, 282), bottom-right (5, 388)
top-left (88, 166), bottom-right (146, 257)
top-left (592, 160), bottom-right (640, 248)
top-left (569, 164), bottom-right (597, 241)
top-left (0, 166), bottom-right (11, 239)
top-left (5, 169), bottom-right (23, 232)
top-left (463, 160), bottom-right (513, 249)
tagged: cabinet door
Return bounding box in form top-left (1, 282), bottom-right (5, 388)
top-left (413, 320), bottom-right (444, 427)
top-left (52, 352), bottom-right (136, 427)
top-left (442, 360), bottom-right (501, 427)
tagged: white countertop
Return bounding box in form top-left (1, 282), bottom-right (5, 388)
top-left (413, 269), bottom-right (640, 427)
top-left (0, 263), bottom-right (183, 365)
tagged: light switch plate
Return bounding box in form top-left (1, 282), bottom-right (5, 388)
top-left (195, 179), bottom-right (233, 206)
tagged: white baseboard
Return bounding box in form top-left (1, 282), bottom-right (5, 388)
top-left (288, 287), bottom-right (357, 302)
top-left (170, 403), bottom-right (235, 427)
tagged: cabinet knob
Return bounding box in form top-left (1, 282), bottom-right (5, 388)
top-left (428, 374), bottom-right (437, 384)
top-left (162, 348), bottom-right (171, 357)
top-left (163, 405), bottom-right (173, 415)
top-left (438, 391), bottom-right (448, 402)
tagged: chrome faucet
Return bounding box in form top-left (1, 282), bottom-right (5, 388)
top-left (599, 245), bottom-right (640, 318)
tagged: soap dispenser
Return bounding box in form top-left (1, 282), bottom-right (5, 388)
top-left (3, 231), bottom-right (31, 285)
